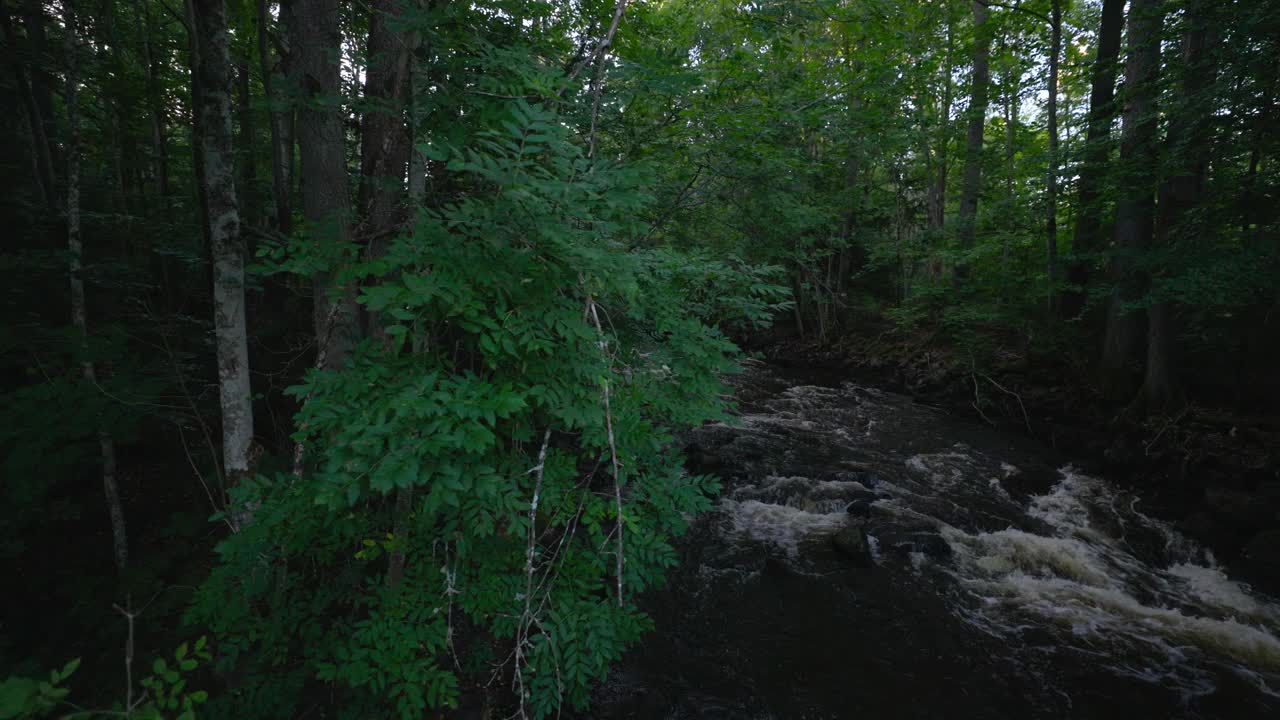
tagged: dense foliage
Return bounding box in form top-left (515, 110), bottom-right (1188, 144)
top-left (1, 0), bottom-right (1277, 717)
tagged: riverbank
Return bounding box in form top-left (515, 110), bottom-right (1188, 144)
top-left (755, 324), bottom-right (1280, 597)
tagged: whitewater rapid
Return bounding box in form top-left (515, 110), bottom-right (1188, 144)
top-left (587, 364), bottom-right (1280, 719)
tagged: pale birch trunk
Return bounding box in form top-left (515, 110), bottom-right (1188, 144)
top-left (193, 0), bottom-right (254, 515)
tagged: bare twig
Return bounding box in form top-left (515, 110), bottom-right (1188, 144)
top-left (178, 427), bottom-right (236, 531)
top-left (1145, 407), bottom-right (1190, 456)
top-left (971, 372), bottom-right (996, 426)
top-left (977, 370), bottom-right (1033, 433)
top-left (585, 0), bottom-right (630, 159)
top-left (587, 298), bottom-right (625, 608)
top-left (514, 429), bottom-right (552, 718)
top-left (111, 600), bottom-right (137, 713)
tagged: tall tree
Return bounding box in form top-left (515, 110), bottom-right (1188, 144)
top-left (1101, 0), bottom-right (1165, 397)
top-left (1044, 0), bottom-right (1062, 311)
top-left (258, 0), bottom-right (293, 235)
top-left (954, 0), bottom-right (991, 280)
top-left (63, 0), bottom-right (128, 574)
top-left (192, 0), bottom-right (254, 507)
top-left (1062, 0), bottom-right (1126, 319)
top-left (1140, 5), bottom-right (1217, 411)
top-left (2, 9), bottom-right (56, 207)
top-left (359, 0), bottom-right (414, 243)
top-left (926, 14), bottom-right (954, 235)
top-left (140, 0), bottom-right (172, 217)
top-left (360, 0), bottom-right (416, 589)
top-left (289, 0), bottom-right (359, 373)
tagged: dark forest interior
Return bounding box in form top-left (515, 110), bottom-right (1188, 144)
top-left (2, 0), bottom-right (1279, 717)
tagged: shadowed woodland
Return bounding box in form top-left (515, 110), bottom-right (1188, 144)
top-left (1, 0), bottom-right (1278, 717)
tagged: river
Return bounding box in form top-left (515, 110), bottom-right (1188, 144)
top-left (585, 361), bottom-right (1280, 719)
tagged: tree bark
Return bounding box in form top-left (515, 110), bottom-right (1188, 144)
top-left (192, 0), bottom-right (255, 508)
top-left (288, 0), bottom-right (359, 371)
top-left (999, 33), bottom-right (1016, 282)
top-left (1044, 0), bottom-right (1062, 312)
top-left (237, 57), bottom-right (259, 230)
top-left (1062, 0), bottom-right (1125, 319)
top-left (954, 0), bottom-right (991, 281)
top-left (22, 0), bottom-right (60, 199)
top-left (1101, 0), bottom-right (1164, 399)
top-left (361, 0), bottom-right (417, 589)
top-left (1, 10), bottom-right (57, 208)
top-left (141, 0), bottom-right (172, 217)
top-left (359, 0), bottom-right (414, 247)
top-left (184, 0), bottom-right (212, 252)
top-left (259, 0), bottom-right (294, 235)
top-left (64, 0), bottom-right (128, 575)
top-left (1140, 12), bottom-right (1217, 412)
top-left (927, 16), bottom-right (954, 235)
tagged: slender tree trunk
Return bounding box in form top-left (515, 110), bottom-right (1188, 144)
top-left (64, 0), bottom-right (128, 575)
top-left (289, 0), bottom-right (359, 372)
top-left (1140, 14), bottom-right (1216, 412)
top-left (184, 0), bottom-right (212, 251)
top-left (2, 11), bottom-right (57, 207)
top-left (927, 17), bottom-right (954, 235)
top-left (22, 0), bottom-right (60, 197)
top-left (237, 57), bottom-right (259, 230)
top-left (954, 0), bottom-right (991, 281)
top-left (98, 0), bottom-right (141, 217)
top-left (359, 0), bottom-right (414, 247)
top-left (192, 0), bottom-right (254, 513)
top-left (141, 0), bottom-right (172, 217)
top-left (1045, 0), bottom-right (1062, 312)
top-left (258, 0), bottom-right (293, 235)
top-left (1101, 0), bottom-right (1164, 399)
top-left (361, 0), bottom-right (417, 589)
top-left (1000, 35), bottom-right (1016, 282)
top-left (1062, 0), bottom-right (1126, 319)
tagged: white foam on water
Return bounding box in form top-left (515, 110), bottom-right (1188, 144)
top-left (1169, 563), bottom-right (1280, 625)
top-left (946, 527), bottom-right (1114, 587)
top-left (718, 498), bottom-right (846, 557)
top-left (942, 466), bottom-right (1280, 691)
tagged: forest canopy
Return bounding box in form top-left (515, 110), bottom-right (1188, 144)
top-left (1, 0), bottom-right (1277, 717)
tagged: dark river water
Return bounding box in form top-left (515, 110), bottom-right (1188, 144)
top-left (585, 361), bottom-right (1280, 719)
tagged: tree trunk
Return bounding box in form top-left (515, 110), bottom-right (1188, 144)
top-left (1062, 0), bottom-right (1125, 319)
top-left (184, 0), bottom-right (212, 252)
top-left (954, 0), bottom-right (991, 281)
top-left (1000, 34), bottom-right (1016, 283)
top-left (98, 0), bottom-right (141, 217)
top-left (1140, 13), bottom-right (1217, 412)
top-left (288, 0), bottom-right (359, 371)
top-left (2, 10), bottom-right (57, 208)
top-left (64, 0), bottom-right (128, 575)
top-left (1101, 0), bottom-right (1164, 399)
top-left (192, 0), bottom-right (254, 511)
top-left (141, 0), bottom-right (172, 217)
top-left (259, 0), bottom-right (293, 235)
top-left (237, 57), bottom-right (259, 231)
top-left (1045, 0), bottom-right (1062, 313)
top-left (359, 0), bottom-right (414, 248)
top-left (361, 0), bottom-right (417, 589)
top-left (927, 16), bottom-right (954, 235)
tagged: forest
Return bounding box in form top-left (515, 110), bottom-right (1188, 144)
top-left (1, 0), bottom-right (1278, 717)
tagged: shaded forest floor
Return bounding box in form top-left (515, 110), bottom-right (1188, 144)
top-left (755, 319), bottom-right (1280, 598)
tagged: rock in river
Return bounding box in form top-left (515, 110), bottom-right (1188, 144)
top-left (832, 525), bottom-right (873, 566)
